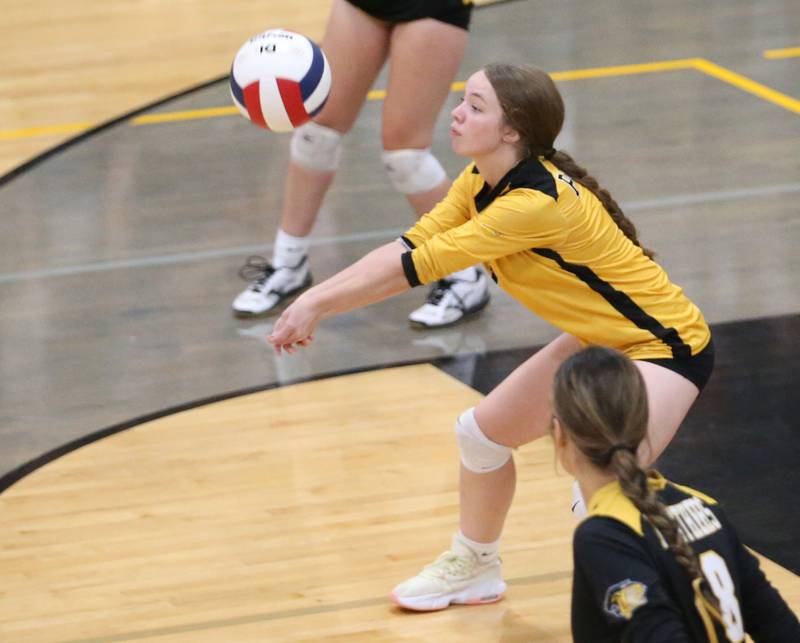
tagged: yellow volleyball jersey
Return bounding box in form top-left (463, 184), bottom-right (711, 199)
top-left (400, 157), bottom-right (710, 360)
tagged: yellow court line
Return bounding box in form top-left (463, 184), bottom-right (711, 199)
top-left (368, 60), bottom-right (699, 96)
top-left (550, 58), bottom-right (696, 80)
top-left (0, 121), bottom-right (93, 141)
top-left (691, 58), bottom-right (800, 114)
top-left (2, 57), bottom-right (797, 141)
top-left (133, 60), bottom-right (699, 124)
top-left (131, 106), bottom-right (239, 125)
top-left (764, 46), bottom-right (800, 59)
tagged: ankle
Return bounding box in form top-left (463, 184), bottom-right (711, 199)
top-left (273, 229), bottom-right (310, 268)
top-left (453, 531), bottom-right (500, 561)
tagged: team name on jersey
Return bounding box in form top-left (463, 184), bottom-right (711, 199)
top-left (655, 497), bottom-right (722, 546)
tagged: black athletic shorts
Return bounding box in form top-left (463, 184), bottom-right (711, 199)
top-left (345, 0), bottom-right (474, 30)
top-left (640, 338), bottom-right (715, 392)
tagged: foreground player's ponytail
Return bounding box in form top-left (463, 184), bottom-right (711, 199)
top-left (484, 63), bottom-right (653, 258)
top-left (552, 347), bottom-right (722, 639)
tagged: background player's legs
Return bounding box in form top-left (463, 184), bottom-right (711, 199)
top-left (280, 0), bottom-right (391, 237)
top-left (233, 0), bottom-right (390, 316)
top-left (381, 19), bottom-right (467, 215)
top-left (382, 19), bottom-right (488, 328)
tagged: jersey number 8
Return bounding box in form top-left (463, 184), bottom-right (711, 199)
top-left (700, 551), bottom-right (745, 642)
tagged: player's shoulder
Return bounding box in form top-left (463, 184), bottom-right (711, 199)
top-left (574, 514), bottom-right (644, 559)
top-left (467, 158), bottom-right (560, 202)
top-left (584, 480), bottom-right (645, 537)
top-left (662, 479), bottom-right (718, 507)
top-left (507, 157), bottom-right (559, 201)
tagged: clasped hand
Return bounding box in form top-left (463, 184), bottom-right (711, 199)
top-left (267, 296), bottom-right (320, 355)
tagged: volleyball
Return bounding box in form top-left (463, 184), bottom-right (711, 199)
top-left (229, 29), bottom-right (331, 132)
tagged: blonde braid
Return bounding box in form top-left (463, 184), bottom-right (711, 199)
top-left (611, 451), bottom-right (722, 631)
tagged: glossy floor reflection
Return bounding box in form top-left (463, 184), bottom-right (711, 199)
top-left (1, 0), bottom-right (798, 577)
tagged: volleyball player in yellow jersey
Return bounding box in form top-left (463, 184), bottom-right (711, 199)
top-left (269, 63), bottom-right (715, 611)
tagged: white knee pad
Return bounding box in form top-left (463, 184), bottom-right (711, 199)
top-left (381, 148), bottom-right (447, 194)
top-left (455, 408), bottom-right (512, 474)
top-left (290, 121), bottom-right (343, 172)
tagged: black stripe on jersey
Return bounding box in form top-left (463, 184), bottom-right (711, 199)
top-left (474, 157), bottom-right (558, 212)
top-left (400, 235), bottom-right (416, 250)
top-left (401, 251), bottom-right (421, 287)
top-left (474, 181), bottom-right (494, 212)
top-left (532, 248), bottom-right (692, 358)
top-left (508, 157), bottom-right (558, 199)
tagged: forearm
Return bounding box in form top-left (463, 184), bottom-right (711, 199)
top-left (301, 241), bottom-right (410, 319)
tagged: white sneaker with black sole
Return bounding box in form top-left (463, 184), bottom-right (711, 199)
top-left (232, 255), bottom-right (312, 318)
top-left (408, 269), bottom-right (490, 329)
top-left (390, 537), bottom-right (506, 611)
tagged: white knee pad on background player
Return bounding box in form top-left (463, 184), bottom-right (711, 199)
top-left (455, 408), bottom-right (512, 473)
top-left (382, 148), bottom-right (447, 194)
top-left (290, 121), bottom-right (343, 172)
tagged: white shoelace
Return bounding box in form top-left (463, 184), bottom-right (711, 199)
top-left (420, 552), bottom-right (473, 579)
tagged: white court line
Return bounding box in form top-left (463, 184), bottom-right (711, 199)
top-left (0, 228), bottom-right (407, 283)
top-left (623, 183), bottom-right (800, 211)
top-left (1, 182), bottom-right (798, 284)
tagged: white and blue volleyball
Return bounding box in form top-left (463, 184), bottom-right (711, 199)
top-left (229, 29), bottom-right (331, 132)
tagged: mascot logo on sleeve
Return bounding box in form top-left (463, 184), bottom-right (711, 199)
top-left (604, 579), bottom-right (649, 620)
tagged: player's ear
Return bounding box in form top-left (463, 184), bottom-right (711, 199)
top-left (501, 125), bottom-right (520, 146)
top-left (551, 415), bottom-right (566, 446)
top-left (551, 416), bottom-right (575, 474)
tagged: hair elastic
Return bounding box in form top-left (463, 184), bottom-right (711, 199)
top-left (604, 444), bottom-right (636, 464)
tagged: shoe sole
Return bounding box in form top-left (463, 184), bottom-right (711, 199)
top-left (232, 275), bottom-right (313, 319)
top-left (389, 582), bottom-right (506, 612)
top-left (408, 293), bottom-right (491, 330)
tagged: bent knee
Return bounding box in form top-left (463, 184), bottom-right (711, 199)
top-left (381, 147), bottom-right (446, 194)
top-left (290, 122), bottom-right (344, 172)
top-left (455, 407), bottom-right (513, 473)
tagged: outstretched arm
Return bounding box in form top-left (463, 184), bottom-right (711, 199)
top-left (268, 241), bottom-right (410, 354)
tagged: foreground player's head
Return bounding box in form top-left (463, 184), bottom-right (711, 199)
top-left (551, 347), bottom-right (724, 633)
top-left (551, 345), bottom-right (648, 475)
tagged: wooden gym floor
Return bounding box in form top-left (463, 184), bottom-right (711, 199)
top-left (1, 1), bottom-right (798, 640)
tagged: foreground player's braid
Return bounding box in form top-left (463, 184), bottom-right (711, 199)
top-left (612, 452), bottom-right (709, 592)
top-left (552, 347), bottom-right (722, 622)
top-left (484, 63), bottom-right (654, 259)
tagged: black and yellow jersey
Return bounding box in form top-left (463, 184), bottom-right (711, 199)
top-left (400, 157), bottom-right (711, 360)
top-left (572, 474), bottom-right (800, 642)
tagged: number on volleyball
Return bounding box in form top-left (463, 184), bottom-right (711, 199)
top-left (229, 29), bottom-right (332, 132)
